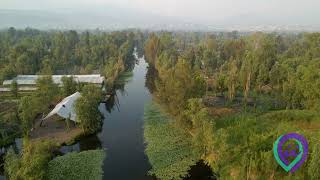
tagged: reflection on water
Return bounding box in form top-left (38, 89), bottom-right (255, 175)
top-left (58, 134), bottom-right (102, 154)
top-left (0, 50), bottom-right (214, 180)
top-left (98, 54), bottom-right (153, 180)
top-left (185, 161), bottom-right (216, 180)
top-left (104, 94), bottom-right (117, 113)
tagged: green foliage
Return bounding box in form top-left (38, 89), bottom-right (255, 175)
top-left (75, 84), bottom-right (103, 134)
top-left (0, 126), bottom-right (19, 147)
top-left (0, 101), bottom-right (20, 146)
top-left (155, 58), bottom-right (206, 116)
top-left (18, 76), bottom-right (59, 135)
top-left (143, 31), bottom-right (320, 179)
top-left (104, 57), bottom-right (125, 87)
top-left (47, 150), bottom-right (105, 180)
top-left (35, 76), bottom-right (59, 107)
top-left (205, 109), bottom-right (320, 179)
top-left (0, 65), bottom-right (16, 83)
top-left (308, 143), bottom-right (320, 180)
top-left (144, 103), bottom-right (201, 180)
top-left (4, 140), bottom-right (57, 180)
top-left (61, 76), bottom-right (78, 96)
top-left (182, 99), bottom-right (215, 157)
top-left (144, 33), bottom-right (161, 65)
top-left (19, 96), bottom-right (37, 135)
top-left (10, 80), bottom-right (18, 97)
top-left (0, 29), bottom-right (136, 82)
top-left (4, 148), bottom-right (20, 180)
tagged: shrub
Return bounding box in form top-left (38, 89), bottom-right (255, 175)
top-left (47, 150), bottom-right (105, 180)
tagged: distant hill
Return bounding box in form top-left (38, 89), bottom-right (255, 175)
top-left (0, 8), bottom-right (187, 30)
top-left (0, 8), bottom-right (319, 32)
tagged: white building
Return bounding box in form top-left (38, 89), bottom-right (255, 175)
top-left (43, 92), bottom-right (81, 122)
top-left (3, 74), bottom-right (104, 86)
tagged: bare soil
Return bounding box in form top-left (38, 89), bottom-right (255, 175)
top-left (30, 117), bottom-right (83, 145)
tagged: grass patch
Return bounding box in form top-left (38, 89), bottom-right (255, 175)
top-left (262, 109), bottom-right (320, 122)
top-left (144, 102), bottom-right (200, 180)
top-left (47, 150), bottom-right (106, 180)
top-left (207, 109), bottom-right (320, 178)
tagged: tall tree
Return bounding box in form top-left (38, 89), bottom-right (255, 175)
top-left (75, 85), bottom-right (103, 134)
top-left (10, 80), bottom-right (18, 97)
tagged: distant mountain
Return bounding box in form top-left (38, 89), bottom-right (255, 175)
top-left (0, 8), bottom-right (189, 30)
top-left (0, 8), bottom-right (319, 32)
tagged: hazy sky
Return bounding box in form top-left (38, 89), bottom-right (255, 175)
top-left (1, 0), bottom-right (319, 24)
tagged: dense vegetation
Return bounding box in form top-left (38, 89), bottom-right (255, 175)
top-left (75, 84), bottom-right (103, 134)
top-left (4, 140), bottom-right (57, 180)
top-left (0, 27), bottom-right (135, 81)
top-left (0, 28), bottom-right (137, 146)
top-left (1, 28), bottom-right (320, 179)
top-left (4, 140), bottom-right (105, 180)
top-left (143, 32), bottom-right (320, 179)
top-left (144, 103), bottom-right (200, 180)
top-left (0, 101), bottom-right (19, 147)
top-left (47, 150), bottom-right (105, 180)
top-left (0, 28), bottom-right (137, 179)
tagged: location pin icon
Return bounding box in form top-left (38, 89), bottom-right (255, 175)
top-left (273, 133), bottom-right (308, 173)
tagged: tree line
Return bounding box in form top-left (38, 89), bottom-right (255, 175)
top-left (1, 28), bottom-right (139, 180)
top-left (145, 32), bottom-right (320, 111)
top-left (143, 31), bottom-right (320, 179)
top-left (0, 27), bottom-right (136, 82)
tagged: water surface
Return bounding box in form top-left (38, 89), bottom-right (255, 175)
top-left (0, 52), bottom-right (214, 180)
top-left (97, 55), bottom-right (153, 180)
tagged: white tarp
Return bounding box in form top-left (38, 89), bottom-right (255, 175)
top-left (3, 74), bottom-right (104, 86)
top-left (44, 92), bottom-right (81, 122)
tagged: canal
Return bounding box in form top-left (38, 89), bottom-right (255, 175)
top-left (98, 54), bottom-right (153, 180)
top-left (0, 51), bottom-right (213, 180)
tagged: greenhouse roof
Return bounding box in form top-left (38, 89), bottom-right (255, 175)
top-left (3, 74), bottom-right (104, 86)
top-left (44, 92), bottom-right (81, 122)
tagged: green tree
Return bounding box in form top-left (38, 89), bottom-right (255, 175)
top-left (144, 34), bottom-right (161, 65)
top-left (227, 58), bottom-right (238, 101)
top-left (75, 85), bottom-right (103, 134)
top-left (20, 140), bottom-right (56, 180)
top-left (4, 140), bottom-right (57, 180)
top-left (19, 96), bottom-right (37, 135)
top-left (4, 148), bottom-right (21, 180)
top-left (183, 99), bottom-right (215, 157)
top-left (61, 76), bottom-right (77, 97)
top-left (40, 58), bottom-right (53, 75)
top-left (240, 51), bottom-right (255, 102)
top-left (35, 76), bottom-right (59, 109)
top-left (10, 80), bottom-right (18, 97)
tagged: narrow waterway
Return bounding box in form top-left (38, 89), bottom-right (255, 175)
top-left (97, 54), bottom-right (153, 180)
top-left (0, 51), bottom-right (214, 180)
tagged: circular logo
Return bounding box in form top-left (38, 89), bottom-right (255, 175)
top-left (273, 133), bottom-right (308, 173)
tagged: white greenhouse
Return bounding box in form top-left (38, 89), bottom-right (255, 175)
top-left (43, 92), bottom-right (81, 122)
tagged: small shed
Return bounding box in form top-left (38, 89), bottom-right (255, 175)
top-left (43, 92), bottom-right (81, 122)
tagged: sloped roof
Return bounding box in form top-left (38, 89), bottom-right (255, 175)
top-left (44, 92), bottom-right (81, 122)
top-left (3, 75), bottom-right (104, 85)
